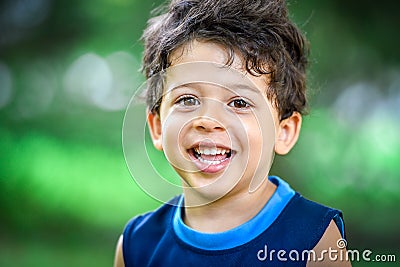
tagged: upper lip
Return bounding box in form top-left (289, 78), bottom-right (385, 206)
top-left (188, 141), bottom-right (232, 151)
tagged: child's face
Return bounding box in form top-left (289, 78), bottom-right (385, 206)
top-left (148, 41), bottom-right (299, 205)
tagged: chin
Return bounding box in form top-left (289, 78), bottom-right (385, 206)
top-left (180, 173), bottom-right (242, 206)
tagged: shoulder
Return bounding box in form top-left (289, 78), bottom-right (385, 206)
top-left (275, 193), bottom-right (345, 248)
top-left (306, 220), bottom-right (352, 266)
top-left (289, 189), bottom-right (349, 266)
top-left (121, 196), bottom-right (181, 266)
top-left (288, 193), bottom-right (343, 219)
top-left (270, 176), bottom-right (344, 235)
top-left (123, 195), bottom-right (180, 237)
top-left (288, 194), bottom-right (351, 267)
top-left (286, 193), bottom-right (344, 231)
top-left (113, 235), bottom-right (124, 267)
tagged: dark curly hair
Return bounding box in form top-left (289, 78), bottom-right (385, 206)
top-left (142, 0), bottom-right (309, 120)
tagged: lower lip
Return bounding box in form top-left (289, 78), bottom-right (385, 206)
top-left (188, 153), bottom-right (232, 174)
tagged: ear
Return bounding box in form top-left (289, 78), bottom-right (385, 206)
top-left (147, 110), bottom-right (163, 151)
top-left (274, 112), bottom-right (302, 155)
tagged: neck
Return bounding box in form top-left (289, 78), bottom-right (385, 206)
top-left (182, 179), bottom-right (277, 233)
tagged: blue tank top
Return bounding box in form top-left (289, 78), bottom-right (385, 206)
top-left (122, 176), bottom-right (344, 267)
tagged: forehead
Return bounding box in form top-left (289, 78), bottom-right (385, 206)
top-left (164, 61), bottom-right (259, 96)
top-left (170, 40), bottom-right (234, 66)
top-left (168, 40), bottom-right (270, 95)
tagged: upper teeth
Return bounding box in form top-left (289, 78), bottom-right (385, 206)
top-left (194, 147), bottom-right (229, 155)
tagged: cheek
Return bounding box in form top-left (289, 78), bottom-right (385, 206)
top-left (161, 113), bottom-right (187, 154)
top-left (244, 120), bottom-right (264, 162)
top-left (240, 112), bottom-right (275, 153)
top-left (162, 112), bottom-right (182, 135)
top-left (247, 110), bottom-right (276, 191)
top-left (160, 112), bottom-right (195, 172)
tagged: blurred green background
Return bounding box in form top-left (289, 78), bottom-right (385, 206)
top-left (0, 0), bottom-right (399, 266)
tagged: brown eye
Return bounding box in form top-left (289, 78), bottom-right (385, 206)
top-left (177, 96), bottom-right (200, 106)
top-left (228, 99), bottom-right (250, 109)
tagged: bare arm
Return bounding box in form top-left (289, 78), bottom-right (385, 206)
top-left (113, 235), bottom-right (125, 267)
top-left (306, 220), bottom-right (352, 267)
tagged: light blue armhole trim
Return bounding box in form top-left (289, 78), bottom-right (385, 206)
top-left (173, 176), bottom-right (295, 250)
top-left (333, 213), bottom-right (345, 239)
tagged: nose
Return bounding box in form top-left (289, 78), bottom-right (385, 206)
top-left (193, 116), bottom-right (224, 132)
top-left (192, 97), bottom-right (226, 132)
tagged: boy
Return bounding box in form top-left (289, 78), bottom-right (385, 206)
top-left (115, 0), bottom-right (350, 266)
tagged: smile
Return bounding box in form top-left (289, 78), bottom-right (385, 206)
top-left (188, 143), bottom-right (234, 173)
top-left (193, 147), bottom-right (231, 164)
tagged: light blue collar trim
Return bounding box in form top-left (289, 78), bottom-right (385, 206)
top-left (173, 176), bottom-right (295, 250)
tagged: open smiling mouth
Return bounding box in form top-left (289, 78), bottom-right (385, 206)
top-left (188, 145), bottom-right (234, 173)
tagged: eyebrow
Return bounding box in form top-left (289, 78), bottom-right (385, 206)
top-left (171, 82), bottom-right (260, 94)
top-left (225, 83), bottom-right (260, 93)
